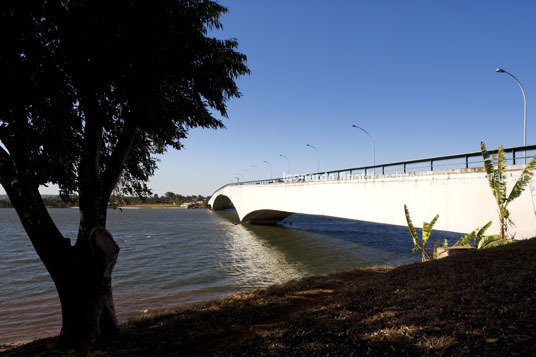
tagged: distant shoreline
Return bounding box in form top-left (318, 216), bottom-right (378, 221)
top-left (1, 204), bottom-right (208, 210)
top-left (117, 204), bottom-right (207, 210)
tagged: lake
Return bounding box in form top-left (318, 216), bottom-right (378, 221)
top-left (0, 207), bottom-right (432, 344)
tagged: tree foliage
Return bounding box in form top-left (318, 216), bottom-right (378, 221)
top-left (404, 204), bottom-right (439, 262)
top-left (1, 0), bottom-right (249, 199)
top-left (481, 142), bottom-right (536, 240)
top-left (0, 0), bottom-right (249, 348)
top-left (454, 221), bottom-right (505, 249)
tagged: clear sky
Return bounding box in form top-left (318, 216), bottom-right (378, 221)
top-left (5, 0), bottom-right (536, 196)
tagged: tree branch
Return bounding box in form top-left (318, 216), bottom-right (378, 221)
top-left (0, 144), bottom-right (70, 277)
top-left (101, 114), bottom-right (139, 204)
top-left (0, 144), bottom-right (15, 189)
top-left (80, 92), bottom-right (103, 186)
top-left (77, 90), bottom-right (105, 238)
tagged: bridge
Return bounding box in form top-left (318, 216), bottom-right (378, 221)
top-left (209, 145), bottom-right (536, 239)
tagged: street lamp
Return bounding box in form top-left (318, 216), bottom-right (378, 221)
top-left (306, 144), bottom-right (320, 172)
top-left (263, 160), bottom-right (272, 179)
top-left (279, 154), bottom-right (290, 175)
top-left (496, 68), bottom-right (527, 163)
top-left (243, 169), bottom-right (249, 182)
top-left (234, 176), bottom-right (240, 184)
top-left (251, 164), bottom-right (260, 180)
top-left (351, 124), bottom-right (376, 172)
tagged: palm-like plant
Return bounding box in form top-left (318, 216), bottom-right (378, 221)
top-left (481, 142), bottom-right (536, 240)
top-left (454, 221), bottom-right (507, 249)
top-left (404, 204), bottom-right (439, 262)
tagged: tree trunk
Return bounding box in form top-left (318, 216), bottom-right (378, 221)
top-left (56, 227), bottom-right (120, 349)
top-left (499, 212), bottom-right (506, 240)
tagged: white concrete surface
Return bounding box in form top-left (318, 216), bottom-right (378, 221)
top-left (209, 166), bottom-right (536, 239)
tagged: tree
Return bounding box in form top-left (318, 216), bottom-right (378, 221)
top-left (0, 0), bottom-right (249, 348)
top-left (164, 191), bottom-right (177, 201)
top-left (403, 204), bottom-right (439, 262)
top-left (481, 142), bottom-right (536, 240)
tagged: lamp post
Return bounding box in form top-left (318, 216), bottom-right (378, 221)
top-left (243, 169), bottom-right (249, 182)
top-left (279, 154), bottom-right (290, 175)
top-left (306, 144), bottom-right (320, 172)
top-left (251, 164), bottom-right (260, 181)
top-left (234, 176), bottom-right (240, 184)
top-left (351, 124), bottom-right (375, 172)
top-left (496, 68), bottom-right (527, 163)
top-left (263, 160), bottom-right (272, 179)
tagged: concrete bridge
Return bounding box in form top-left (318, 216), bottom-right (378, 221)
top-left (209, 145), bottom-right (536, 239)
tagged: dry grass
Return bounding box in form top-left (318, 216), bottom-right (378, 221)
top-left (3, 238), bottom-right (536, 356)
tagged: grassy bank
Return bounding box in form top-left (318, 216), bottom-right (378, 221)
top-left (3, 238), bottom-right (535, 356)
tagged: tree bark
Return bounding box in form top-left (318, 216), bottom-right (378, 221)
top-left (56, 227), bottom-right (120, 349)
top-left (2, 146), bottom-right (121, 348)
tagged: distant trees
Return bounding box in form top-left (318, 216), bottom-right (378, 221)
top-left (165, 191), bottom-right (178, 200)
top-left (42, 195), bottom-right (79, 208)
top-left (0, 193), bottom-right (208, 208)
top-left (0, 195), bottom-right (78, 208)
top-left (113, 193), bottom-right (207, 205)
top-left (0, 0), bottom-right (248, 348)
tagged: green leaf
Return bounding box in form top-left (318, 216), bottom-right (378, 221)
top-left (500, 206), bottom-right (510, 221)
top-left (422, 222), bottom-right (429, 247)
top-left (429, 214), bottom-right (439, 230)
top-left (433, 240), bottom-right (440, 260)
top-left (474, 221), bottom-right (493, 248)
top-left (422, 214), bottom-right (439, 247)
top-left (481, 142), bottom-right (506, 206)
top-left (476, 220), bottom-right (492, 237)
top-left (478, 234), bottom-right (501, 249)
top-left (404, 204), bottom-right (420, 249)
top-left (507, 153), bottom-right (536, 204)
top-left (497, 146), bottom-right (506, 175)
top-left (443, 238), bottom-right (449, 247)
top-left (455, 230), bottom-right (475, 247)
top-left (481, 142), bottom-right (494, 178)
top-left (496, 146), bottom-right (507, 204)
top-left (482, 237), bottom-right (510, 249)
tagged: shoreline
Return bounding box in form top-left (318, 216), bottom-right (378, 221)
top-left (4, 237), bottom-right (536, 356)
top-left (1, 205), bottom-right (209, 210)
top-left (116, 205), bottom-right (209, 210)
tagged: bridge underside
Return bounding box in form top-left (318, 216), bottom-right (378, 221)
top-left (211, 194), bottom-right (292, 225)
top-left (211, 194), bottom-right (234, 210)
top-left (242, 210), bottom-right (293, 226)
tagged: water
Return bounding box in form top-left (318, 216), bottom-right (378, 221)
top-left (0, 207), bottom-right (449, 344)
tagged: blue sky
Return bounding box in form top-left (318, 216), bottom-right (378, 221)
top-left (6, 0), bottom-right (536, 196)
top-left (148, 0), bottom-right (535, 195)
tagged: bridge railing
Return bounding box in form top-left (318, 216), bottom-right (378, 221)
top-left (219, 144), bottom-right (536, 189)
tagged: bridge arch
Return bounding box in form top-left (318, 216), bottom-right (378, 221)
top-left (211, 194), bottom-right (234, 210)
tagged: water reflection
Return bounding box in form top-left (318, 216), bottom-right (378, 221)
top-left (218, 217), bottom-right (303, 287)
top-left (212, 210), bottom-right (410, 274)
top-left (1, 208), bottom-right (414, 344)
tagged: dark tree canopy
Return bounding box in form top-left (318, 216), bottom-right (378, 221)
top-left (1, 0), bottom-right (248, 198)
top-left (0, 0), bottom-right (248, 348)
